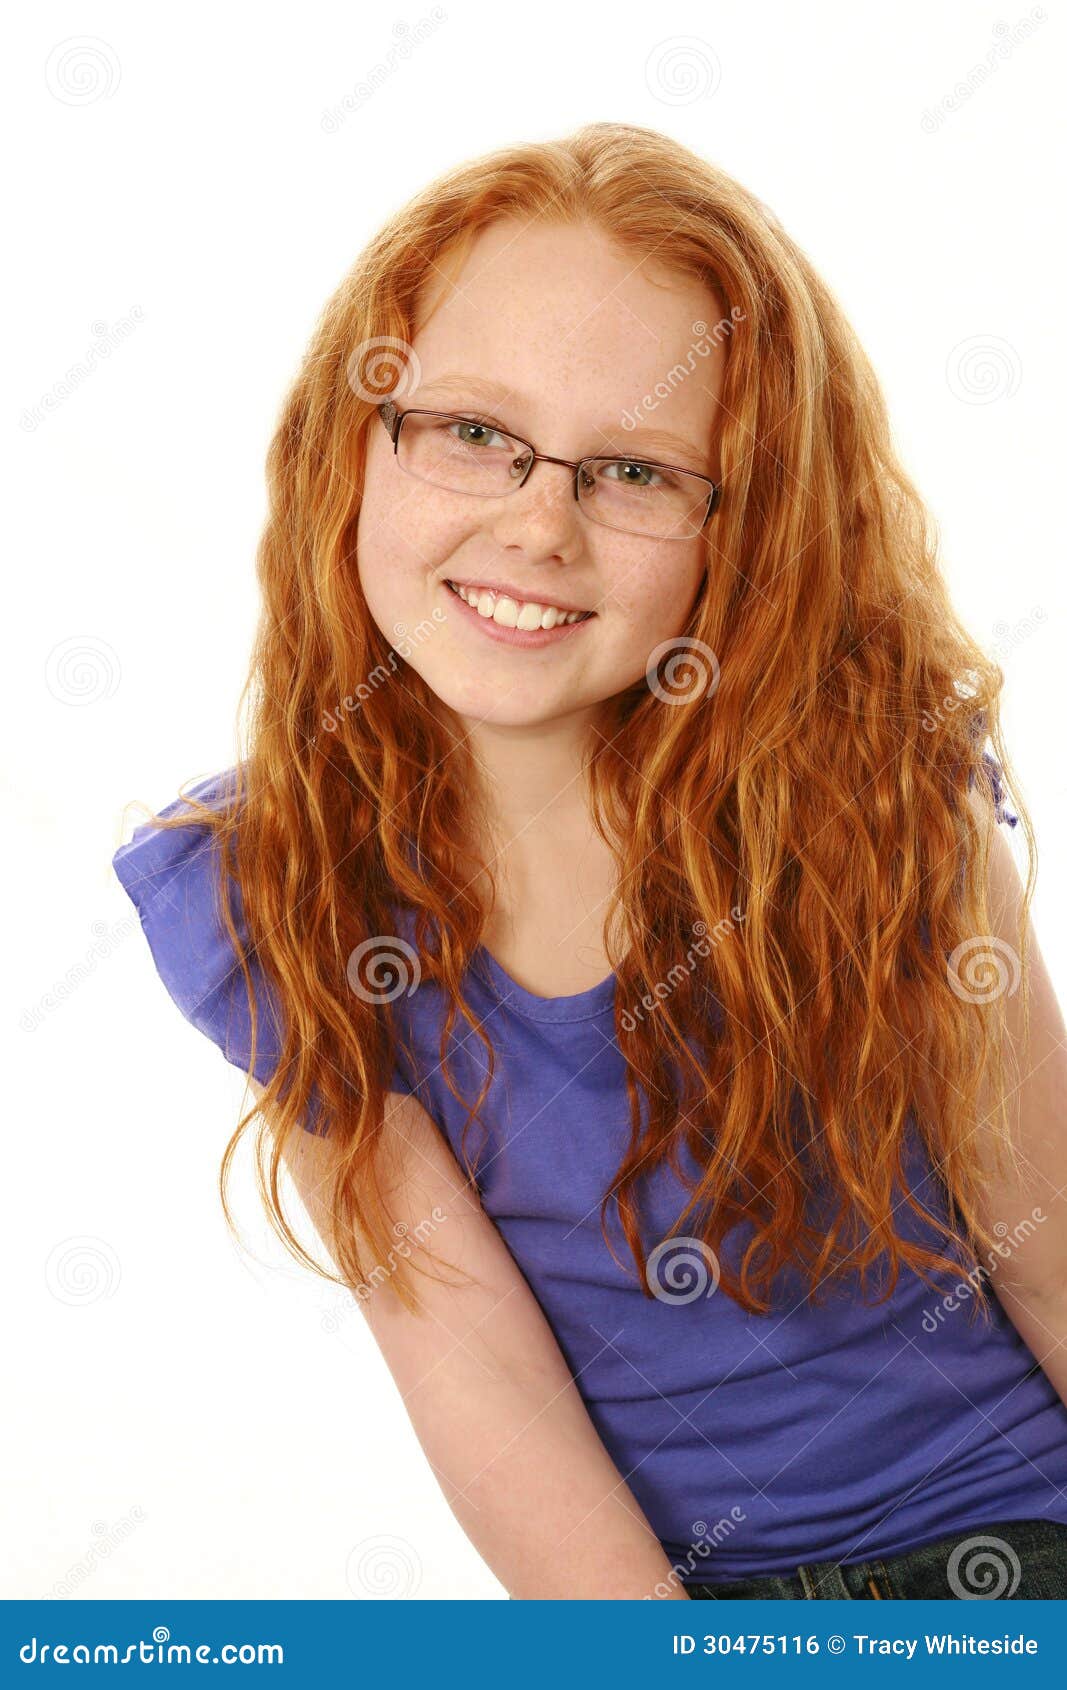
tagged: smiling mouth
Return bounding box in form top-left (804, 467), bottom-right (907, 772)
top-left (445, 579), bottom-right (596, 631)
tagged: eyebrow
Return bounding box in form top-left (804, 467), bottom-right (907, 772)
top-left (413, 371), bottom-right (713, 474)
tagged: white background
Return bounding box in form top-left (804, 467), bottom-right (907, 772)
top-left (5, 0), bottom-right (1063, 1600)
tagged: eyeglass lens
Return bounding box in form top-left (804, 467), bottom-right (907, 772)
top-left (397, 412), bottom-right (710, 539)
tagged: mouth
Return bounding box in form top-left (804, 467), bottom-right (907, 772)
top-left (444, 578), bottom-right (596, 630)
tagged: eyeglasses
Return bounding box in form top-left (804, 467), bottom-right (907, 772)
top-left (377, 399), bottom-right (721, 541)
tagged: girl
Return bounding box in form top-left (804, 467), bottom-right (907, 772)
top-left (112, 122), bottom-right (1067, 1601)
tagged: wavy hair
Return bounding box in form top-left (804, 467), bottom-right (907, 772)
top-left (132, 121), bottom-right (1036, 1325)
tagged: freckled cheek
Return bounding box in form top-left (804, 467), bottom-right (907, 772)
top-left (609, 569), bottom-right (703, 638)
top-left (369, 495), bottom-right (471, 585)
top-left (357, 499), bottom-right (456, 611)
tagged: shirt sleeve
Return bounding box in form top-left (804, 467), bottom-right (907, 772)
top-left (969, 749), bottom-right (1020, 829)
top-left (111, 769), bottom-right (415, 1132)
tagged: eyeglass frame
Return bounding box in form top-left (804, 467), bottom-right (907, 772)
top-left (377, 397), bottom-right (721, 540)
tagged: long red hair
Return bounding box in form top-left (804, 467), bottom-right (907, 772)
top-left (128, 121), bottom-right (1035, 1323)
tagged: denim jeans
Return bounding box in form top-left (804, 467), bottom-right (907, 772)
top-left (686, 1517), bottom-right (1067, 1600)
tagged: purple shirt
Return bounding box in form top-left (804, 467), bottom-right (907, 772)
top-left (113, 760), bottom-right (1067, 1584)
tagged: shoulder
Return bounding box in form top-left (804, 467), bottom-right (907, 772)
top-left (112, 767), bottom-right (238, 932)
top-left (966, 750), bottom-right (1019, 831)
top-left (112, 766), bottom-right (284, 1084)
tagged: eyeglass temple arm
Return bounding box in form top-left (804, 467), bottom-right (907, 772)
top-left (379, 398), bottom-right (402, 444)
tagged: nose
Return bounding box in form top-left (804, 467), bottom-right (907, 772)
top-left (486, 455), bottom-right (585, 563)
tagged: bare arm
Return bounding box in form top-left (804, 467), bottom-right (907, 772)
top-left (965, 795), bottom-right (1067, 1399)
top-left (252, 1077), bottom-right (692, 1600)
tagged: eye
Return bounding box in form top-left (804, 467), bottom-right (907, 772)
top-left (446, 416), bottom-right (512, 450)
top-left (600, 459), bottom-right (671, 490)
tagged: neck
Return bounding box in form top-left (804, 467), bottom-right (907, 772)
top-left (462, 712), bottom-right (599, 854)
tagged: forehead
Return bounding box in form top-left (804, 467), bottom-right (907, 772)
top-left (409, 218), bottom-right (727, 455)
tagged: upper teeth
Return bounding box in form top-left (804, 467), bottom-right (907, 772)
top-left (447, 580), bottom-right (590, 630)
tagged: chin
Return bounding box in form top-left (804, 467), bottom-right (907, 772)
top-left (418, 672), bottom-right (567, 728)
